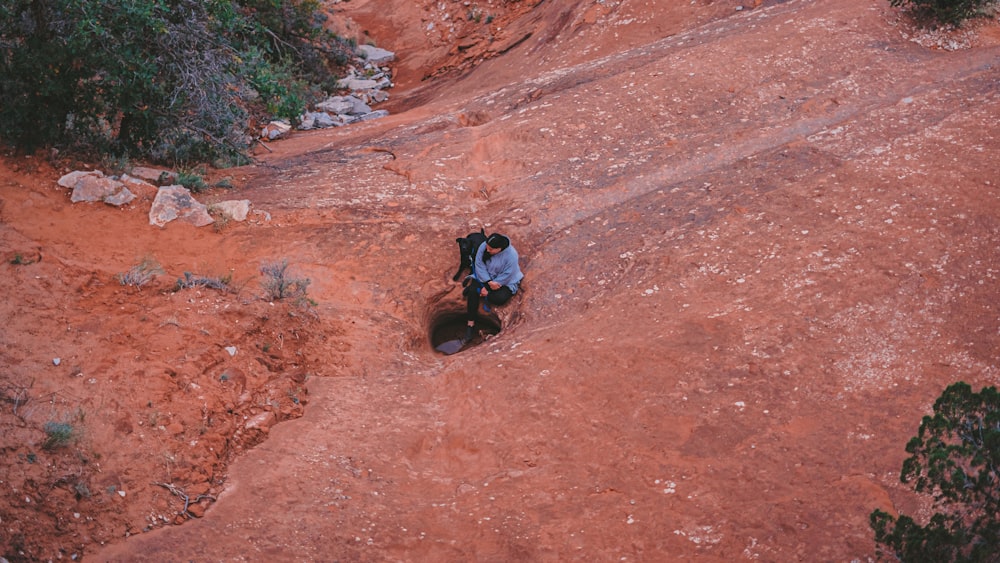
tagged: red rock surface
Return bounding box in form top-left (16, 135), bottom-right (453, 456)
top-left (1, 0), bottom-right (999, 560)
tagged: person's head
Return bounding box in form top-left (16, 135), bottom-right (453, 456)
top-left (486, 233), bottom-right (509, 255)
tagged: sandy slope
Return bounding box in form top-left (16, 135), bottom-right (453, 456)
top-left (1, 0), bottom-right (998, 561)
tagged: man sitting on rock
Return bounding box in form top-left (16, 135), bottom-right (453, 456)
top-left (462, 233), bottom-right (524, 341)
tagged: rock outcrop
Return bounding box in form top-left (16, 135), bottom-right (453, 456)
top-left (262, 44), bottom-right (397, 139)
top-left (149, 186), bottom-right (214, 228)
top-left (57, 169), bottom-right (258, 228)
top-left (57, 170), bottom-right (136, 206)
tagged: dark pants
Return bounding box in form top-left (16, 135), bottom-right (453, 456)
top-left (464, 282), bottom-right (513, 320)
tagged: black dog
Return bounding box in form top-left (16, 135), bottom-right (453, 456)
top-left (452, 228), bottom-right (487, 281)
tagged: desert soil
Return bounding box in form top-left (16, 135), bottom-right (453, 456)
top-left (2, 0), bottom-right (999, 561)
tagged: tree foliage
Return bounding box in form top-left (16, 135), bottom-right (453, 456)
top-left (871, 382), bottom-right (1000, 562)
top-left (0, 0), bottom-right (354, 165)
top-left (889, 0), bottom-right (998, 27)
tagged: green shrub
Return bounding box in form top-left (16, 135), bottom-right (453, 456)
top-left (0, 0), bottom-right (355, 164)
top-left (871, 382), bottom-right (999, 561)
top-left (889, 0), bottom-right (998, 26)
top-left (43, 421), bottom-right (75, 450)
top-left (176, 169), bottom-right (208, 193)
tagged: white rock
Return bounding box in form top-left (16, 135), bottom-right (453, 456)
top-left (129, 166), bottom-right (176, 185)
top-left (336, 78), bottom-right (379, 91)
top-left (211, 200), bottom-right (252, 222)
top-left (149, 186), bottom-right (213, 228)
top-left (70, 175), bottom-right (135, 206)
top-left (245, 412), bottom-right (276, 431)
top-left (316, 97), bottom-right (354, 114)
top-left (357, 44), bottom-right (395, 64)
top-left (57, 170), bottom-right (103, 188)
top-left (261, 121), bottom-right (292, 140)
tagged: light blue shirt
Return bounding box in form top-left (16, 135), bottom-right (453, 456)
top-left (473, 243), bottom-right (524, 293)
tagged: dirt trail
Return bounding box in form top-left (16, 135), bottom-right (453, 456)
top-left (2, 0), bottom-right (999, 561)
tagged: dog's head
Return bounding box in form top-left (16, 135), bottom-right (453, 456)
top-left (456, 236), bottom-right (477, 258)
top-left (457, 229), bottom-right (487, 260)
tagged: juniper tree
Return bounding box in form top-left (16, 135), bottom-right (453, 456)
top-left (871, 382), bottom-right (1000, 562)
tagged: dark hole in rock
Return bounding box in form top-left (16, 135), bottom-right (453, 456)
top-left (429, 310), bottom-right (501, 353)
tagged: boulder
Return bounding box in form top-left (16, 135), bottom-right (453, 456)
top-left (57, 170), bottom-right (103, 188)
top-left (348, 96), bottom-right (372, 115)
top-left (335, 78), bottom-right (379, 92)
top-left (261, 121), bottom-right (292, 140)
top-left (312, 112), bottom-right (338, 128)
top-left (299, 111), bottom-right (338, 130)
top-left (119, 174), bottom-right (159, 199)
top-left (103, 188), bottom-right (137, 207)
top-left (315, 97), bottom-right (354, 115)
top-left (149, 186), bottom-right (214, 227)
top-left (210, 200), bottom-right (252, 222)
top-left (357, 44), bottom-right (395, 64)
top-left (70, 175), bottom-right (135, 206)
top-left (130, 166), bottom-right (176, 185)
top-left (350, 110), bottom-right (390, 123)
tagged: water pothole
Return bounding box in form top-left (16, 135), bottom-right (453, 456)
top-left (429, 308), bottom-right (501, 355)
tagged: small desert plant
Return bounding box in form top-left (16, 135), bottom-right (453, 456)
top-left (890, 0), bottom-right (997, 26)
top-left (74, 481), bottom-right (92, 499)
top-left (208, 206), bottom-right (232, 233)
top-left (101, 153), bottom-right (132, 176)
top-left (177, 169), bottom-right (208, 192)
top-left (175, 271), bottom-right (232, 292)
top-left (10, 253), bottom-right (35, 265)
top-left (116, 258), bottom-right (163, 288)
top-left (260, 260), bottom-right (311, 302)
top-left (156, 171), bottom-right (175, 185)
top-left (43, 421), bottom-right (76, 450)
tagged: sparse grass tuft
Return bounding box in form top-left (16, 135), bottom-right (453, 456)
top-left (101, 153), bottom-right (132, 176)
top-left (208, 206), bottom-right (231, 233)
top-left (74, 481), bottom-right (91, 499)
top-left (260, 260), bottom-right (311, 302)
top-left (175, 271), bottom-right (232, 292)
top-left (177, 169), bottom-right (207, 192)
top-left (43, 421), bottom-right (76, 450)
top-left (116, 258), bottom-right (163, 288)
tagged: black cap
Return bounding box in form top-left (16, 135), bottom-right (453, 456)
top-left (486, 234), bottom-right (510, 250)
